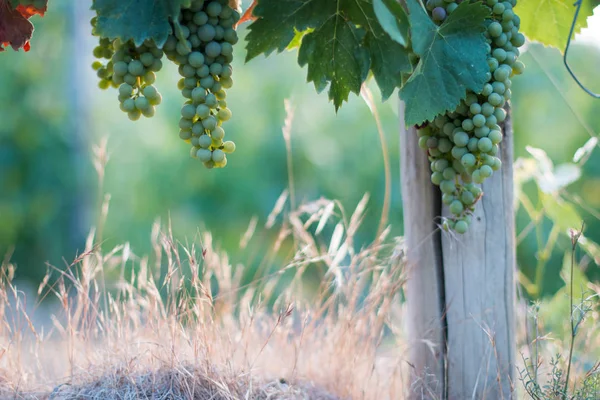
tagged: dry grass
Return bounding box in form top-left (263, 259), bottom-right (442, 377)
top-left (0, 191), bottom-right (408, 400)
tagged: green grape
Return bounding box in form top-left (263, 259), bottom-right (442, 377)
top-left (488, 130), bottom-right (502, 145)
top-left (479, 165), bottom-right (493, 178)
top-left (222, 141), bottom-right (235, 153)
top-left (472, 170), bottom-right (484, 184)
top-left (189, 51), bottom-right (205, 68)
top-left (144, 71), bottom-right (157, 84)
top-left (205, 93), bottom-right (218, 108)
top-left (205, 41), bottom-right (221, 58)
top-left (512, 60), bottom-right (525, 75)
top-left (135, 96), bottom-right (150, 111)
top-left (488, 93), bottom-right (502, 107)
top-left (149, 93), bottom-right (162, 106)
top-left (488, 21), bottom-right (502, 37)
top-left (461, 153), bottom-right (476, 168)
top-left (203, 115), bottom-right (217, 131)
top-left (431, 172), bottom-right (444, 185)
top-left (494, 107), bottom-right (506, 122)
top-left (192, 121), bottom-right (205, 136)
top-left (453, 131), bottom-right (469, 147)
top-left (181, 104), bottom-right (197, 119)
top-left (461, 191), bottom-right (475, 205)
top-left (121, 98), bottom-right (136, 112)
top-left (451, 146), bottom-right (468, 160)
top-left (477, 137), bottom-right (493, 153)
top-left (461, 119), bottom-right (474, 132)
top-left (197, 148), bottom-right (212, 162)
top-left (142, 106), bottom-right (156, 118)
top-left (180, 130), bottom-right (192, 140)
top-left (196, 65), bottom-right (210, 78)
top-left (472, 114), bottom-right (486, 128)
top-left (142, 85), bottom-right (158, 99)
top-left (449, 200), bottom-right (464, 215)
top-left (194, 11), bottom-right (209, 26)
top-left (195, 105), bottom-right (210, 120)
top-left (140, 52), bottom-right (154, 67)
top-left (440, 180), bottom-right (456, 194)
top-left (128, 60), bottom-right (145, 76)
top-left (128, 109), bottom-right (142, 121)
top-left (199, 135), bottom-right (212, 148)
top-left (211, 149), bottom-right (225, 162)
top-left (212, 126), bottom-right (225, 140)
top-left (454, 220), bottom-right (469, 234)
top-left (180, 118), bottom-right (193, 130)
top-left (124, 74), bottom-right (137, 85)
top-left (492, 157), bottom-right (502, 171)
top-left (217, 108), bottom-right (232, 121)
top-left (198, 25), bottom-right (216, 42)
top-left (474, 126), bottom-right (490, 138)
top-left (442, 167), bottom-right (456, 180)
top-left (119, 83), bottom-right (134, 97)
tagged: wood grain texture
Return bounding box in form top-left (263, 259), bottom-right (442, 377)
top-left (442, 111), bottom-right (516, 399)
top-left (399, 102), bottom-right (446, 399)
top-left (400, 102), bottom-right (516, 399)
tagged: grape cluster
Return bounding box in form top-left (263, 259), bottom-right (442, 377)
top-left (163, 0), bottom-right (239, 169)
top-left (92, 20), bottom-right (164, 121)
top-left (420, 0), bottom-right (525, 234)
top-left (90, 0), bottom-right (238, 169)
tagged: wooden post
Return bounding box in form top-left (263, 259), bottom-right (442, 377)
top-left (400, 101), bottom-right (516, 399)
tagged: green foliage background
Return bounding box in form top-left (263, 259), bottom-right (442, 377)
top-left (0, 0), bottom-right (599, 299)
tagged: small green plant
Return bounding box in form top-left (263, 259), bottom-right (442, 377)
top-left (519, 225), bottom-right (600, 400)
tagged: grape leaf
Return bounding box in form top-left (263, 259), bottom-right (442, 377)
top-left (245, 0), bottom-right (411, 109)
top-left (400, 0), bottom-right (490, 126)
top-left (92, 0), bottom-right (187, 48)
top-left (365, 23), bottom-right (412, 100)
top-left (373, 0), bottom-right (409, 46)
top-left (0, 0), bottom-right (34, 52)
top-left (298, 17), bottom-right (370, 109)
top-left (518, 0), bottom-right (600, 50)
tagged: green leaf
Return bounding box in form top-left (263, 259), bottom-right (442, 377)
top-left (540, 192), bottom-right (582, 231)
top-left (298, 17), bottom-right (370, 109)
top-left (245, 0), bottom-right (329, 61)
top-left (92, 0), bottom-right (186, 48)
top-left (400, 0), bottom-right (490, 126)
top-left (518, 0), bottom-right (600, 50)
top-left (245, 0), bottom-right (411, 109)
top-left (373, 0), bottom-right (409, 47)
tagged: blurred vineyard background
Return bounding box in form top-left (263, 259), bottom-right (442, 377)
top-left (1, 0), bottom-right (599, 303)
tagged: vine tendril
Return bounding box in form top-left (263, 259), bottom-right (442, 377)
top-left (564, 0), bottom-right (600, 98)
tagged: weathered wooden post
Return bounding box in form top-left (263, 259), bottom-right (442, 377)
top-left (400, 101), bottom-right (516, 399)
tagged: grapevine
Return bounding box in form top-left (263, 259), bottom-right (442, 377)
top-left (91, 0), bottom-right (239, 169)
top-left (418, 0), bottom-right (525, 234)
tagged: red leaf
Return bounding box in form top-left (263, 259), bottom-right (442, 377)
top-left (16, 4), bottom-right (47, 18)
top-left (235, 0), bottom-right (257, 28)
top-left (0, 0), bottom-right (34, 51)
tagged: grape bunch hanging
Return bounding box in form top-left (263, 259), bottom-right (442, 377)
top-left (91, 0), bottom-right (239, 169)
top-left (419, 0), bottom-right (525, 234)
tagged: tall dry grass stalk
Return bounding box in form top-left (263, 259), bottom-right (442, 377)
top-left (0, 189), bottom-right (409, 399)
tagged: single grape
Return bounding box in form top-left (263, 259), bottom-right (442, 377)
top-left (454, 220), bottom-right (469, 234)
top-left (432, 7), bottom-right (446, 21)
top-left (449, 200), bottom-right (464, 215)
top-left (197, 148), bottom-right (212, 162)
top-left (223, 141), bottom-right (236, 153)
